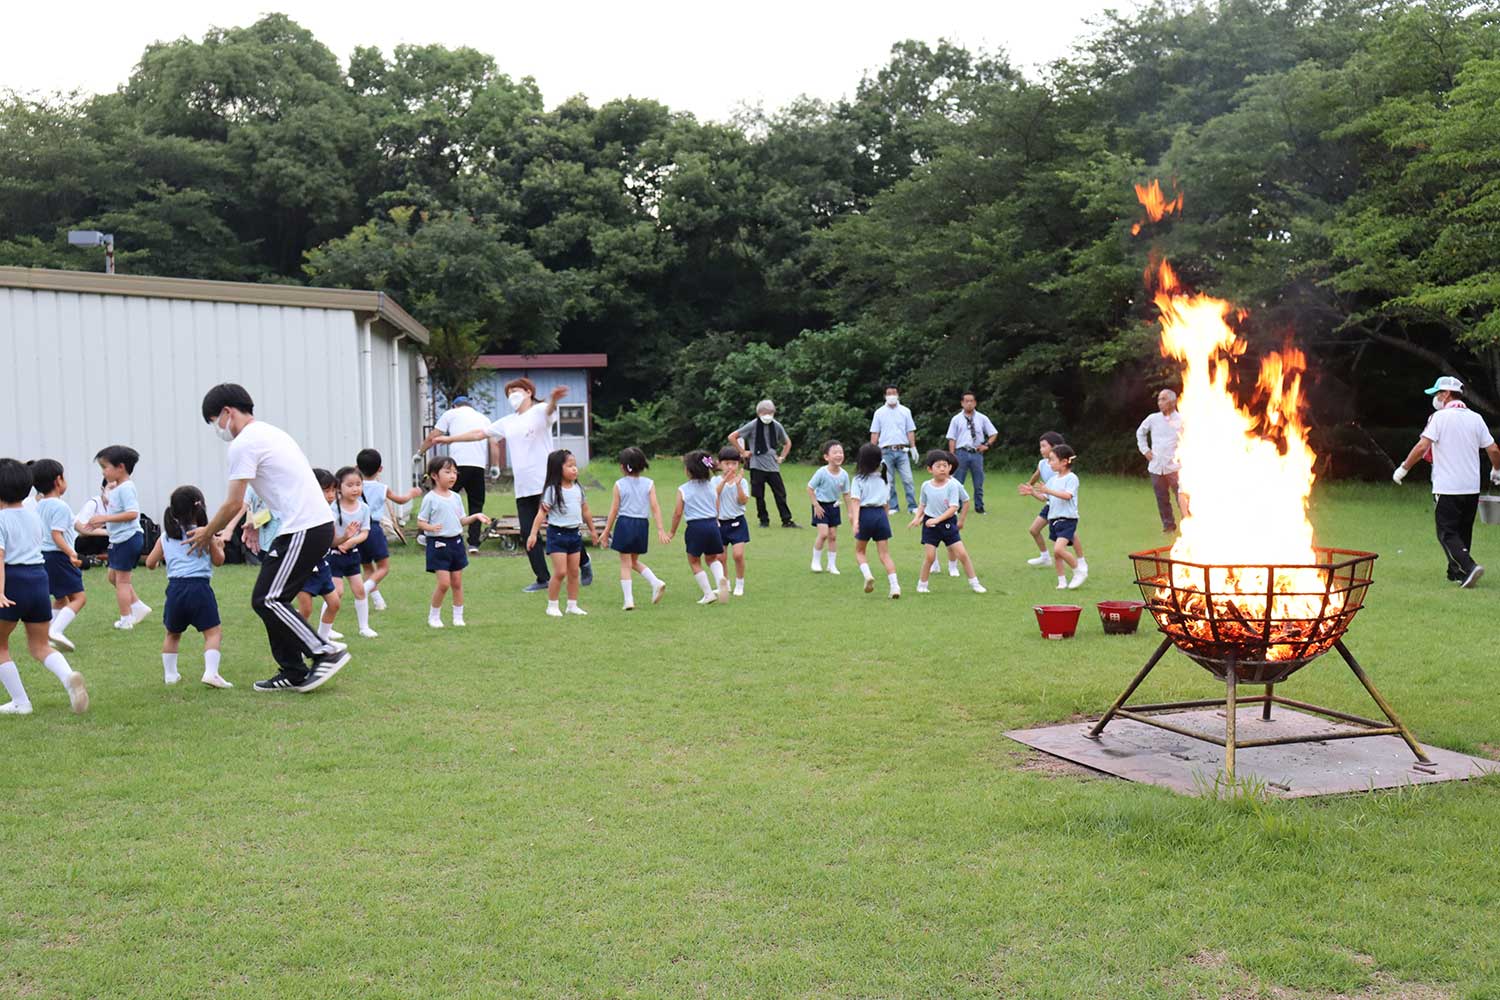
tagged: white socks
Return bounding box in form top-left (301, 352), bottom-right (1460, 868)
top-left (948, 559), bottom-right (959, 575)
top-left (205, 649), bottom-right (221, 678)
top-left (42, 652), bottom-right (71, 684)
top-left (621, 580), bottom-right (634, 605)
top-left (694, 571), bottom-right (712, 597)
top-left (888, 572), bottom-right (900, 589)
top-left (355, 598), bottom-right (370, 631)
top-left (640, 567), bottom-right (663, 588)
top-left (0, 660), bottom-right (30, 709)
top-left (163, 652), bottom-right (180, 684)
top-left (453, 605), bottom-right (465, 626)
top-left (429, 606), bottom-right (442, 624)
top-left (733, 579), bottom-right (744, 596)
top-left (860, 563), bottom-right (874, 581)
top-left (827, 553), bottom-right (838, 572)
top-left (318, 620), bottom-right (333, 640)
top-left (709, 561), bottom-right (726, 586)
top-left (368, 582), bottom-right (386, 610)
top-left (52, 607), bottom-right (76, 636)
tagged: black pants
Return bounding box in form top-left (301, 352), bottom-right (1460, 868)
top-left (750, 469), bottom-right (793, 526)
top-left (251, 522), bottom-right (335, 680)
top-left (1434, 493), bottom-right (1479, 580)
top-left (516, 493), bottom-right (590, 584)
top-left (456, 465), bottom-right (488, 547)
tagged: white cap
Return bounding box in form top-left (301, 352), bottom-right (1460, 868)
top-left (1424, 375), bottom-right (1463, 395)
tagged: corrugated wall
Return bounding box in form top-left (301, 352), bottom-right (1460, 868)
top-left (0, 289), bottom-right (423, 516)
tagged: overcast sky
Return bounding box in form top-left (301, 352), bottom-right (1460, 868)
top-left (1, 0), bottom-right (1131, 122)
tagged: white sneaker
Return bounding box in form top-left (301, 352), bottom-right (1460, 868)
top-left (323, 640), bottom-right (348, 654)
top-left (370, 591), bottom-right (387, 611)
top-left (864, 576), bottom-right (875, 593)
top-left (651, 582), bottom-right (667, 605)
top-left (201, 673), bottom-right (233, 689)
top-left (733, 584), bottom-right (744, 597)
top-left (810, 561), bottom-right (823, 573)
top-left (566, 606), bottom-right (588, 616)
top-left (327, 628), bottom-right (345, 641)
top-left (916, 582), bottom-right (930, 594)
top-left (697, 593), bottom-right (718, 605)
top-left (0, 701), bottom-right (33, 714)
top-left (969, 581), bottom-right (987, 594)
top-left (1027, 554), bottom-right (1051, 567)
top-left (428, 618), bottom-right (445, 629)
top-left (1056, 580), bottom-right (1069, 590)
top-left (623, 602), bottom-right (636, 611)
top-left (828, 566), bottom-right (841, 576)
top-left (130, 603), bottom-right (152, 624)
top-left (358, 627), bottom-right (379, 638)
top-left (1067, 569), bottom-right (1088, 590)
top-left (48, 631), bottom-right (75, 653)
top-left (947, 564), bottom-right (960, 577)
top-left (452, 618), bottom-right (466, 628)
top-left (545, 606), bottom-right (564, 618)
top-left (890, 587), bottom-right (901, 600)
top-left (112, 618), bottom-right (133, 630)
top-left (717, 578), bottom-right (730, 604)
top-left (65, 671), bottom-right (89, 714)
top-left (164, 673), bottom-right (181, 686)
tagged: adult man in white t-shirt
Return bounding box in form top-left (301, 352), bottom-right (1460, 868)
top-left (436, 378), bottom-right (592, 592)
top-left (191, 383), bottom-right (349, 691)
top-left (1393, 375), bottom-right (1500, 588)
top-left (420, 394), bottom-right (496, 553)
top-left (1136, 388), bottom-right (1185, 533)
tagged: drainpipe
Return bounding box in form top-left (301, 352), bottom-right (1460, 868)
top-left (361, 315), bottom-right (376, 449)
top-left (391, 333), bottom-right (406, 484)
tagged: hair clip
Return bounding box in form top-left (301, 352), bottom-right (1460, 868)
top-left (701, 456), bottom-right (714, 467)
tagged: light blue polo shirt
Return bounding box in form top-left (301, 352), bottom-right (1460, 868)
top-left (545, 484), bottom-right (585, 529)
top-left (851, 473), bottom-right (891, 508)
top-left (919, 478), bottom-right (969, 519)
top-left (418, 492), bottom-right (465, 537)
top-left (36, 497), bottom-right (76, 552)
top-left (870, 404), bottom-right (916, 447)
top-left (162, 536), bottom-right (213, 579)
top-left (0, 507), bottom-right (45, 565)
top-left (679, 480), bottom-right (718, 521)
top-left (808, 467), bottom-right (850, 503)
top-left (1048, 472), bottom-right (1080, 520)
top-left (616, 477), bottom-right (653, 519)
top-left (713, 475), bottom-right (748, 518)
top-left (106, 480), bottom-right (143, 544)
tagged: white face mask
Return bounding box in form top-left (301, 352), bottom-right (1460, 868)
top-left (212, 413), bottom-right (234, 442)
top-left (1432, 395), bottom-right (1445, 411)
top-left (885, 395), bottom-right (899, 407)
top-left (759, 414), bottom-right (774, 424)
top-left (508, 390), bottom-right (529, 411)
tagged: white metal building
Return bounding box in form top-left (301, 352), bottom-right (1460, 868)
top-left (0, 267), bottom-right (430, 516)
top-left (445, 353), bottom-right (607, 467)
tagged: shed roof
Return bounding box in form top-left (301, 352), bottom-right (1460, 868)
top-left (0, 266), bottom-right (429, 344)
top-left (476, 353), bottom-right (608, 370)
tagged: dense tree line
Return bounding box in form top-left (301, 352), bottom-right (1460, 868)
top-left (2, 1), bottom-right (1496, 472)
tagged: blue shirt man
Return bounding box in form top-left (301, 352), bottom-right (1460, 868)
top-left (945, 392), bottom-right (998, 513)
top-left (869, 386), bottom-right (918, 513)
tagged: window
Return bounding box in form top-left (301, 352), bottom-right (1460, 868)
top-left (557, 405), bottom-right (587, 437)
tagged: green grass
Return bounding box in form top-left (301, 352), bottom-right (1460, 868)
top-left (2, 467), bottom-right (1497, 999)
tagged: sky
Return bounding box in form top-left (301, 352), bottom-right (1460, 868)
top-left (0, 0), bottom-right (1130, 122)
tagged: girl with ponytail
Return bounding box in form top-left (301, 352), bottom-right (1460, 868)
top-left (145, 486), bottom-right (231, 688)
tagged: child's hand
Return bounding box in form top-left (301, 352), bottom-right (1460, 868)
top-left (657, 529), bottom-right (671, 544)
top-left (0, 594), bottom-right (13, 609)
top-left (908, 515), bottom-right (921, 529)
top-left (526, 533), bottom-right (538, 551)
top-left (88, 515), bottom-right (107, 529)
top-left (477, 513), bottom-right (492, 525)
top-left (591, 530), bottom-right (603, 547)
top-left (925, 517), bottom-right (939, 528)
top-left (1017, 483), bottom-right (1032, 496)
top-left (68, 554), bottom-right (82, 568)
top-left (813, 502), bottom-right (826, 519)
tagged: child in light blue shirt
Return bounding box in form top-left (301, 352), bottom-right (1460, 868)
top-left (30, 459), bottom-right (86, 651)
top-left (330, 466), bottom-right (376, 638)
top-left (145, 486), bottom-right (229, 688)
top-left (908, 450), bottom-right (985, 594)
top-left (669, 450), bottom-right (729, 605)
top-left (91, 445), bottom-right (151, 630)
top-left (713, 447), bottom-right (752, 596)
top-left (807, 441), bottom-right (850, 574)
top-left (1027, 444), bottom-right (1087, 590)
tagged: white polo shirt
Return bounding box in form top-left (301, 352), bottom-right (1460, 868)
top-left (1423, 404), bottom-right (1495, 495)
top-left (870, 403), bottom-right (916, 447)
top-left (226, 420), bottom-right (334, 534)
top-left (1136, 411), bottom-right (1183, 474)
top-left (484, 404), bottom-right (556, 499)
top-left (434, 405), bottom-right (492, 469)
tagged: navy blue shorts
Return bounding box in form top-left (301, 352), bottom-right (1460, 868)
top-left (812, 503), bottom-right (842, 527)
top-left (718, 517), bottom-right (750, 546)
top-left (301, 557), bottom-right (335, 597)
top-left (1049, 517), bottom-right (1078, 543)
top-left (163, 577), bottom-right (221, 634)
top-left (42, 550), bottom-right (84, 598)
top-left (425, 535), bottom-right (469, 574)
top-left (856, 506), bottom-right (892, 542)
top-left (1038, 501), bottom-right (1050, 519)
top-left (546, 525), bottom-right (584, 555)
top-left (327, 549), bottom-right (363, 578)
top-left (0, 564), bottom-right (52, 623)
top-left (610, 515), bottom-right (650, 554)
top-left (107, 531), bottom-right (144, 571)
top-left (684, 518), bottom-right (724, 557)
top-left (359, 521), bottom-right (390, 564)
top-left (920, 519), bottom-right (962, 548)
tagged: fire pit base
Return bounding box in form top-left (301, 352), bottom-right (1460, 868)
top-left (1086, 638), bottom-right (1431, 782)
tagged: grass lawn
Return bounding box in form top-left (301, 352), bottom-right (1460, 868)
top-left (2, 465), bottom-right (1497, 999)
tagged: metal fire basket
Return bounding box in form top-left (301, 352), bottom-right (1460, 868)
top-left (1088, 547), bottom-right (1431, 781)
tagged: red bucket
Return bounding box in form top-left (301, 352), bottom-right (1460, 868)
top-left (1096, 600), bottom-right (1146, 635)
top-left (1034, 604), bottom-right (1083, 640)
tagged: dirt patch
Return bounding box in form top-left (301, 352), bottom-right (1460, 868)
top-left (1167, 950), bottom-right (1451, 1000)
top-left (1478, 743), bottom-right (1499, 761)
top-left (1014, 750), bottom-right (1107, 781)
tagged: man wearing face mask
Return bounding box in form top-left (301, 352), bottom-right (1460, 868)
top-left (1392, 375), bottom-right (1500, 588)
top-left (420, 394), bottom-right (498, 553)
top-left (869, 385), bottom-right (919, 514)
top-left (436, 378), bottom-right (591, 592)
top-left (190, 383), bottom-right (350, 692)
top-left (728, 399), bottom-right (798, 529)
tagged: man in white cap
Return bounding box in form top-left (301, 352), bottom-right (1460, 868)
top-left (1392, 375), bottom-right (1500, 588)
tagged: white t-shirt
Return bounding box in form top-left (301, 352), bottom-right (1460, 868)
top-left (484, 404), bottom-right (556, 499)
top-left (435, 404), bottom-right (492, 468)
top-left (1423, 404), bottom-right (1496, 495)
top-left (226, 420), bottom-right (335, 534)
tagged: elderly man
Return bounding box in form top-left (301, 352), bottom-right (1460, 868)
top-left (420, 394), bottom-right (498, 553)
top-left (729, 400), bottom-right (798, 529)
top-left (945, 391), bottom-right (998, 513)
top-left (1392, 375), bottom-right (1500, 588)
top-left (1136, 388), bottom-right (1184, 533)
top-left (870, 385), bottom-right (918, 513)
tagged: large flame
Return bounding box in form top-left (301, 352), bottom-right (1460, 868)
top-left (1132, 179), bottom-right (1183, 235)
top-left (1137, 186), bottom-right (1340, 658)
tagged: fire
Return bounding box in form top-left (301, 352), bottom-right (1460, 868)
top-left (1131, 179), bottom-right (1183, 235)
top-left (1136, 184), bottom-right (1342, 659)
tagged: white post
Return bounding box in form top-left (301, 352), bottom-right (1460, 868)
top-left (360, 317), bottom-right (376, 452)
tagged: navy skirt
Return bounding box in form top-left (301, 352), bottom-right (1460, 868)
top-left (856, 506), bottom-right (892, 542)
top-left (43, 550), bottom-right (84, 597)
top-left (610, 515), bottom-right (650, 554)
top-left (0, 564), bottom-right (51, 623)
top-left (684, 518), bottom-right (724, 557)
top-left (163, 577), bottom-right (221, 634)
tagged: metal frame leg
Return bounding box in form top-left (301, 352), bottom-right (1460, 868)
top-left (1334, 640), bottom-right (1432, 765)
top-left (1224, 662), bottom-right (1238, 782)
top-left (1088, 638), bottom-right (1173, 739)
top-left (1261, 683), bottom-right (1273, 721)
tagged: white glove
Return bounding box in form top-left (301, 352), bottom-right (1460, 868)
top-left (488, 465), bottom-right (502, 479)
top-left (411, 453), bottom-right (424, 464)
top-left (1392, 466), bottom-right (1408, 485)
top-left (1490, 467), bottom-right (1500, 486)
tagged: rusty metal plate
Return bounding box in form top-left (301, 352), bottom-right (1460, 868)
top-left (1006, 709), bottom-right (1499, 797)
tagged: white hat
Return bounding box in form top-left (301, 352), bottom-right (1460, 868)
top-left (1424, 375), bottom-right (1463, 395)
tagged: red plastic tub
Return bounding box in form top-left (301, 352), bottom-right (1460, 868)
top-left (1034, 605), bottom-right (1083, 640)
top-left (1096, 600), bottom-right (1147, 635)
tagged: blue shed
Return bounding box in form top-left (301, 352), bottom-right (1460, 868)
top-left (446, 353), bottom-right (607, 468)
